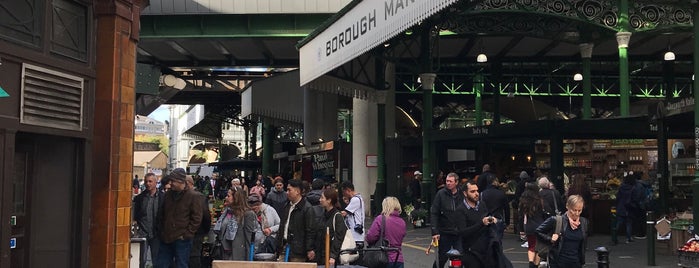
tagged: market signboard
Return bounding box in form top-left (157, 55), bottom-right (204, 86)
top-left (299, 0), bottom-right (458, 86)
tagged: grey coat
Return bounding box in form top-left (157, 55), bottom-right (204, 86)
top-left (215, 209), bottom-right (258, 261)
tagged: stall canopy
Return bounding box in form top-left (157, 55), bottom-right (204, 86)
top-left (298, 0), bottom-right (458, 86)
top-left (242, 70), bottom-right (304, 125)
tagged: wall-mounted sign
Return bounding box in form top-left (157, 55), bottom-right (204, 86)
top-left (299, 0), bottom-right (459, 85)
top-left (10, 238), bottom-right (16, 249)
top-left (366, 155), bottom-right (377, 167)
top-left (10, 215), bottom-right (16, 226)
top-left (0, 86), bottom-right (8, 97)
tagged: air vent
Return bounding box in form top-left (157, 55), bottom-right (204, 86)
top-left (20, 63), bottom-right (84, 131)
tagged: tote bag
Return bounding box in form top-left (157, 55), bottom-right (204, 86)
top-left (333, 212), bottom-right (359, 264)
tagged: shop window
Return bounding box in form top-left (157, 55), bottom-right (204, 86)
top-left (51, 0), bottom-right (88, 61)
top-left (0, 0), bottom-right (44, 47)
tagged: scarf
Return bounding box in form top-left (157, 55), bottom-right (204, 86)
top-left (568, 213), bottom-right (580, 230)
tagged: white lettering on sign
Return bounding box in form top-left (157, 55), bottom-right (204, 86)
top-left (472, 128), bottom-right (488, 135)
top-left (299, 0), bottom-right (459, 85)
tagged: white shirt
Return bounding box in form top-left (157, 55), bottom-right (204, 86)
top-left (344, 194), bottom-right (365, 242)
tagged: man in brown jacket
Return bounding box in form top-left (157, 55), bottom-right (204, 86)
top-left (154, 168), bottom-right (203, 268)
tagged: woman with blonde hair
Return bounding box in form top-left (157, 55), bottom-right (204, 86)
top-left (535, 195), bottom-right (588, 268)
top-left (213, 186), bottom-right (258, 260)
top-left (365, 196), bottom-right (406, 268)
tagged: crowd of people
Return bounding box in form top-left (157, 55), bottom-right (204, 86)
top-left (132, 169), bottom-right (406, 268)
top-left (130, 163), bottom-right (650, 268)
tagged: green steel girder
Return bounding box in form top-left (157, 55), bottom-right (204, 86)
top-left (396, 72), bottom-right (689, 99)
top-left (140, 14), bottom-right (333, 38)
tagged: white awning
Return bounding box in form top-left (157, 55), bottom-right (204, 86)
top-left (298, 0), bottom-right (458, 86)
top-left (241, 71), bottom-right (304, 125)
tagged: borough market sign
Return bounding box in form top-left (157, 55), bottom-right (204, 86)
top-left (299, 0), bottom-right (458, 86)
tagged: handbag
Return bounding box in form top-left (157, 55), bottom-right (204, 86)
top-left (358, 215), bottom-right (393, 268)
top-left (209, 238), bottom-right (224, 260)
top-left (334, 212), bottom-right (359, 264)
top-left (535, 215), bottom-right (562, 262)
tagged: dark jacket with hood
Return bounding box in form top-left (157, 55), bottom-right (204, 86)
top-left (430, 187), bottom-right (463, 236)
top-left (266, 187), bottom-right (288, 216)
top-left (315, 208), bottom-right (347, 264)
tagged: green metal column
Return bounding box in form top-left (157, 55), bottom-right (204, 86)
top-left (659, 55), bottom-right (673, 213)
top-left (375, 47), bottom-right (386, 213)
top-left (475, 72), bottom-right (484, 126)
top-left (261, 121), bottom-right (275, 176)
top-left (692, 3), bottom-right (699, 232)
top-left (550, 130), bottom-right (564, 193)
top-left (420, 23), bottom-right (435, 212)
top-left (581, 43), bottom-right (593, 119)
top-left (617, 0), bottom-right (631, 117)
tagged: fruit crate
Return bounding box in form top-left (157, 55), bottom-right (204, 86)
top-left (679, 250), bottom-right (699, 268)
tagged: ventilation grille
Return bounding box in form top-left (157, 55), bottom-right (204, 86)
top-left (20, 63), bottom-right (84, 131)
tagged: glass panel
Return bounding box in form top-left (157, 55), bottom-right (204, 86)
top-left (51, 0), bottom-right (87, 61)
top-left (0, 0), bottom-right (43, 47)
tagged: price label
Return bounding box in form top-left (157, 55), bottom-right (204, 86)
top-left (10, 238), bottom-right (16, 249)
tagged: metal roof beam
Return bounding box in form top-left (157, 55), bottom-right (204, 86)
top-left (140, 14), bottom-right (332, 38)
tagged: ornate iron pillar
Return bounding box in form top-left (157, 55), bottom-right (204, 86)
top-left (420, 22), bottom-right (436, 211)
top-left (492, 62), bottom-right (501, 125)
top-left (261, 121), bottom-right (275, 176)
top-left (581, 43), bottom-right (593, 119)
top-left (475, 72), bottom-right (484, 126)
top-left (375, 47), bottom-right (386, 213)
top-left (692, 2), bottom-right (699, 231)
top-left (617, 0), bottom-right (631, 117)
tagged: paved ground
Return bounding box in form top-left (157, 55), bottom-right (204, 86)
top-left (400, 224), bottom-right (681, 267)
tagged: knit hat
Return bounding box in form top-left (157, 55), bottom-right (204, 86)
top-left (171, 168), bottom-right (187, 182)
top-left (248, 194), bottom-right (262, 205)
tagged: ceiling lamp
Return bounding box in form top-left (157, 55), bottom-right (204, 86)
top-left (476, 53), bottom-right (488, 63)
top-left (664, 51), bottom-right (675, 61)
top-left (573, 73), bottom-right (583, 81)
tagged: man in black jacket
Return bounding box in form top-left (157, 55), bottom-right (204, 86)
top-left (481, 175), bottom-right (508, 242)
top-left (277, 179), bottom-right (317, 262)
top-left (458, 181), bottom-right (509, 268)
top-left (133, 173), bottom-right (164, 262)
top-left (430, 172), bottom-right (463, 268)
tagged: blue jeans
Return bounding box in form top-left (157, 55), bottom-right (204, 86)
top-left (154, 238), bottom-right (193, 268)
top-left (616, 215), bottom-right (633, 241)
top-left (388, 262), bottom-right (404, 268)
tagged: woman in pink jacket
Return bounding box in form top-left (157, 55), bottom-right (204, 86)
top-left (365, 196), bottom-right (406, 268)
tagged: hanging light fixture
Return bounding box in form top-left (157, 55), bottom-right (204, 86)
top-left (664, 51), bottom-right (675, 61)
top-left (664, 36), bottom-right (675, 61)
top-left (573, 73), bottom-right (583, 81)
top-left (476, 38), bottom-right (487, 63)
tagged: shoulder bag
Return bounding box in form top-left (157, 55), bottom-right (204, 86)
top-left (358, 215), bottom-right (395, 268)
top-left (334, 212), bottom-right (359, 264)
top-left (536, 215), bottom-right (562, 263)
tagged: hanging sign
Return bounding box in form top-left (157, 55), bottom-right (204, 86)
top-left (0, 85), bottom-right (8, 97)
top-left (299, 0), bottom-right (459, 86)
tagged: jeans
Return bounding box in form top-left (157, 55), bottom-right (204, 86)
top-left (437, 234), bottom-right (462, 268)
top-left (616, 215), bottom-right (633, 241)
top-left (154, 238), bottom-right (193, 268)
top-left (388, 262), bottom-right (404, 268)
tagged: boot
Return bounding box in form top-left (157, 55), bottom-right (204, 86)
top-left (529, 261), bottom-right (537, 268)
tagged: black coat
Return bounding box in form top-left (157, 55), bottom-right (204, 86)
top-left (535, 213), bottom-right (588, 266)
top-left (430, 188), bottom-right (463, 236)
top-left (277, 198), bottom-right (317, 258)
top-left (457, 201), bottom-right (512, 268)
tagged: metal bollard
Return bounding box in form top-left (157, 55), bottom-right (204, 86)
top-left (595, 246), bottom-right (609, 268)
top-left (610, 206), bottom-right (618, 245)
top-left (647, 211), bottom-right (655, 266)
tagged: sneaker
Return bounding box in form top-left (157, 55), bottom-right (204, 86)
top-left (521, 241), bottom-right (529, 248)
top-left (625, 239), bottom-right (635, 243)
top-left (633, 235), bottom-right (646, 240)
top-left (539, 261), bottom-right (548, 268)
